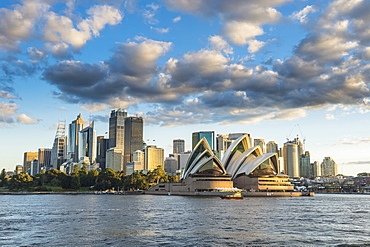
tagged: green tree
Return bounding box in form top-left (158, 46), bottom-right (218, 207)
top-left (80, 170), bottom-right (98, 187)
top-left (95, 168), bottom-right (121, 190)
top-left (147, 166), bottom-right (168, 184)
top-left (8, 174), bottom-right (34, 190)
top-left (0, 168), bottom-right (6, 187)
top-left (124, 172), bottom-right (148, 191)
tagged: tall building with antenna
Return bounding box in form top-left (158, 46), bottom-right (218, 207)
top-left (51, 119), bottom-right (67, 170)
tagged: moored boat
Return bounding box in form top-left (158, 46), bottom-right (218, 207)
top-left (220, 192), bottom-right (243, 199)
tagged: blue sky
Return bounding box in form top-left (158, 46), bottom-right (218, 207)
top-left (1, 0), bottom-right (370, 176)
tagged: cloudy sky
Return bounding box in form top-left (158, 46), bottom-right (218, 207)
top-left (1, 0), bottom-right (370, 175)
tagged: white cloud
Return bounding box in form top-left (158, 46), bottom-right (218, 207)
top-left (247, 39), bottom-right (266, 53)
top-left (151, 27), bottom-right (170, 33)
top-left (15, 114), bottom-right (39, 124)
top-left (172, 16), bottom-right (181, 23)
top-left (326, 113), bottom-right (335, 120)
top-left (208, 35), bottom-right (233, 54)
top-left (222, 21), bottom-right (264, 46)
top-left (44, 5), bottom-right (122, 50)
top-left (0, 102), bottom-right (18, 115)
top-left (290, 5), bottom-right (318, 23)
top-left (0, 91), bottom-right (16, 99)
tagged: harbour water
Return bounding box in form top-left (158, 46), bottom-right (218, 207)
top-left (0, 193), bottom-right (369, 246)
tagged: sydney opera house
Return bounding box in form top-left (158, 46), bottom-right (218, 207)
top-left (147, 134), bottom-right (303, 196)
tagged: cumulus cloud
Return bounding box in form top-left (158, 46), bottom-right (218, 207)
top-left (43, 38), bottom-right (173, 104)
top-left (15, 114), bottom-right (40, 124)
top-left (44, 4), bottom-right (122, 55)
top-left (0, 1), bottom-right (49, 51)
top-left (162, 0), bottom-right (289, 48)
top-left (290, 5), bottom-right (318, 23)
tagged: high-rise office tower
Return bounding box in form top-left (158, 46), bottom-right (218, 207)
top-left (283, 141), bottom-right (300, 177)
top-left (38, 148), bottom-right (52, 171)
top-left (192, 131), bottom-right (215, 150)
top-left (51, 120), bottom-right (67, 170)
top-left (145, 145), bottom-right (164, 171)
top-left (321, 157), bottom-right (338, 176)
top-left (300, 151), bottom-right (311, 178)
top-left (106, 148), bottom-right (123, 172)
top-left (266, 141), bottom-right (279, 154)
top-left (124, 116), bottom-right (143, 167)
top-left (23, 152), bottom-right (38, 174)
top-left (79, 121), bottom-right (97, 164)
top-left (109, 109), bottom-right (127, 150)
top-left (311, 161), bottom-right (321, 177)
top-left (96, 136), bottom-right (109, 170)
top-left (173, 139), bottom-right (185, 154)
top-left (254, 139), bottom-right (266, 153)
top-left (164, 157), bottom-right (177, 175)
top-left (68, 114), bottom-right (84, 162)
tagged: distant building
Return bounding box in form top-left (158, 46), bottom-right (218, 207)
top-left (15, 165), bottom-right (23, 175)
top-left (51, 120), bottom-right (67, 170)
top-left (23, 152), bottom-right (38, 174)
top-left (254, 139), bottom-right (266, 153)
top-left (38, 148), bottom-right (52, 171)
top-left (283, 142), bottom-right (299, 177)
top-left (126, 161), bottom-right (145, 175)
top-left (68, 114), bottom-right (84, 162)
top-left (30, 159), bottom-right (39, 176)
top-left (109, 109), bottom-right (127, 150)
top-left (145, 145), bottom-right (164, 171)
top-left (311, 161), bottom-right (321, 177)
top-left (173, 139), bottom-right (185, 154)
top-left (78, 122), bottom-right (97, 165)
top-left (192, 131), bottom-right (215, 150)
top-left (321, 157), bottom-right (338, 176)
top-left (266, 141), bottom-right (279, 154)
top-left (124, 116), bottom-right (143, 167)
top-left (106, 148), bottom-right (123, 172)
top-left (300, 151), bottom-right (311, 178)
top-left (96, 136), bottom-right (109, 170)
top-left (164, 157), bottom-right (178, 176)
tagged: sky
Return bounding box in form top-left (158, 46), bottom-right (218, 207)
top-left (1, 0), bottom-right (370, 176)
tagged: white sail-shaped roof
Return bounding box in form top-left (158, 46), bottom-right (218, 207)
top-left (226, 145), bottom-right (263, 179)
top-left (234, 153), bottom-right (278, 178)
top-left (221, 134), bottom-right (251, 170)
top-left (182, 137), bottom-right (226, 179)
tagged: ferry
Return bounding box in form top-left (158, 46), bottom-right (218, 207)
top-left (220, 192), bottom-right (243, 200)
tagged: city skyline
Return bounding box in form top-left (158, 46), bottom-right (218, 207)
top-left (1, 0), bottom-right (370, 176)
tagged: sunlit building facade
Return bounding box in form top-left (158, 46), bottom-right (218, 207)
top-left (23, 152), bottom-right (38, 174)
top-left (321, 157), bottom-right (338, 176)
top-left (68, 114), bottom-right (84, 162)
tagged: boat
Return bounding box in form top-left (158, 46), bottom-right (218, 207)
top-left (220, 192), bottom-right (243, 199)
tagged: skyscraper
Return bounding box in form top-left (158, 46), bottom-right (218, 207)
top-left (51, 120), bottom-right (67, 170)
top-left (124, 116), bottom-right (143, 167)
top-left (300, 151), bottom-right (311, 178)
top-left (173, 139), bottom-right (185, 154)
top-left (38, 148), bottom-right (52, 171)
top-left (192, 131), bottom-right (215, 150)
top-left (106, 148), bottom-right (123, 172)
top-left (109, 109), bottom-right (127, 150)
top-left (78, 121), bottom-right (97, 164)
top-left (23, 152), bottom-right (38, 174)
top-left (96, 136), bottom-right (109, 170)
top-left (283, 141), bottom-right (299, 177)
top-left (321, 157), bottom-right (338, 176)
top-left (68, 114), bottom-right (84, 162)
top-left (145, 145), bottom-right (164, 171)
top-left (266, 141), bottom-right (279, 154)
top-left (254, 139), bottom-right (266, 153)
